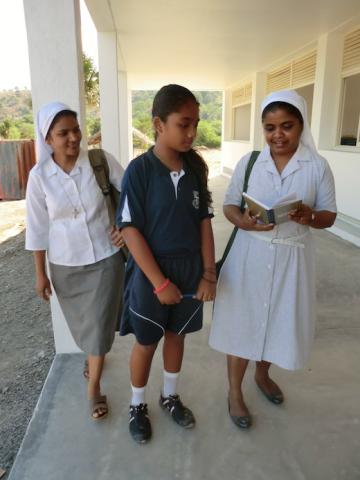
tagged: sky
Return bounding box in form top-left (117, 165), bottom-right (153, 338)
top-left (0, 0), bottom-right (98, 91)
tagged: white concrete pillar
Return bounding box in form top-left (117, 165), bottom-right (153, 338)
top-left (24, 0), bottom-right (85, 353)
top-left (222, 89), bottom-right (233, 142)
top-left (23, 0), bottom-right (86, 136)
top-left (250, 72), bottom-right (267, 151)
top-left (220, 88), bottom-right (233, 171)
top-left (98, 32), bottom-right (131, 167)
top-left (118, 70), bottom-right (132, 166)
top-left (312, 32), bottom-right (344, 149)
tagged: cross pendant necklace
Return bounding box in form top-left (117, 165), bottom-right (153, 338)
top-left (59, 179), bottom-right (81, 219)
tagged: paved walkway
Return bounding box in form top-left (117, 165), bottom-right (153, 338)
top-left (9, 175), bottom-right (360, 480)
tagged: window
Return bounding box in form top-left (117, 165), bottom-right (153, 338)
top-left (231, 83), bottom-right (252, 141)
top-left (339, 28), bottom-right (360, 147)
top-left (296, 84), bottom-right (314, 126)
top-left (233, 104), bottom-right (251, 141)
top-left (339, 73), bottom-right (360, 146)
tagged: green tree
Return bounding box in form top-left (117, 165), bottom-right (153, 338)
top-left (17, 122), bottom-right (34, 139)
top-left (86, 116), bottom-right (101, 137)
top-left (194, 120), bottom-right (221, 148)
top-left (83, 53), bottom-right (99, 106)
top-left (0, 118), bottom-right (21, 139)
top-left (0, 118), bottom-right (12, 138)
top-left (131, 90), bottom-right (222, 149)
top-left (133, 114), bottom-right (154, 140)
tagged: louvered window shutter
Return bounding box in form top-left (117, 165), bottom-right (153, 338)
top-left (292, 52), bottom-right (317, 88)
top-left (232, 82), bottom-right (252, 107)
top-left (342, 28), bottom-right (360, 77)
top-left (266, 64), bottom-right (291, 93)
top-left (266, 51), bottom-right (317, 93)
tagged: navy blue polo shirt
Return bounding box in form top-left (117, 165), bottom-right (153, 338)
top-left (116, 148), bottom-right (213, 257)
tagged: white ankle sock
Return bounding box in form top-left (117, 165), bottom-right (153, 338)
top-left (162, 370), bottom-right (179, 397)
top-left (131, 385), bottom-right (146, 406)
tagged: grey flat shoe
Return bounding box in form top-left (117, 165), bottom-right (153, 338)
top-left (257, 383), bottom-right (284, 405)
top-left (227, 398), bottom-right (252, 429)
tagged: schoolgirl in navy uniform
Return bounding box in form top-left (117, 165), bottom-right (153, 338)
top-left (116, 84), bottom-right (216, 443)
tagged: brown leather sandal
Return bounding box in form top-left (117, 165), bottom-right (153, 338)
top-left (90, 395), bottom-right (108, 420)
top-left (83, 359), bottom-right (89, 380)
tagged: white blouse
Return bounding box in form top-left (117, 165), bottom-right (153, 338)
top-left (25, 149), bottom-right (124, 266)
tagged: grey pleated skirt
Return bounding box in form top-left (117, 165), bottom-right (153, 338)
top-left (49, 251), bottom-right (125, 356)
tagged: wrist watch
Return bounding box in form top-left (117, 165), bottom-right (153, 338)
top-left (310, 211), bottom-right (316, 224)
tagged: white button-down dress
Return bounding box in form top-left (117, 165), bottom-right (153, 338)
top-left (209, 144), bottom-right (337, 370)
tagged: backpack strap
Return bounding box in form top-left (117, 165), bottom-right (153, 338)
top-left (215, 150), bottom-right (260, 277)
top-left (88, 149), bottom-right (116, 225)
top-left (88, 148), bottom-right (111, 194)
top-left (240, 149), bottom-right (260, 211)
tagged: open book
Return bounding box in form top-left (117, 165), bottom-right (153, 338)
top-left (242, 192), bottom-right (302, 225)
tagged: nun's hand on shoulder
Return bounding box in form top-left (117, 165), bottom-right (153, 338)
top-left (109, 226), bottom-right (126, 248)
top-left (239, 208), bottom-right (275, 232)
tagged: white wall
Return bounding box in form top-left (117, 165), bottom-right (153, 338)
top-left (320, 149), bottom-right (360, 220)
top-left (233, 104), bottom-right (251, 141)
top-left (222, 141), bottom-right (253, 172)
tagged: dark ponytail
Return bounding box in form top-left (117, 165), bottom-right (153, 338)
top-left (152, 84), bottom-right (212, 208)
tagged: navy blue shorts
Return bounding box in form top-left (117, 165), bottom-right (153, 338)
top-left (120, 253), bottom-right (203, 345)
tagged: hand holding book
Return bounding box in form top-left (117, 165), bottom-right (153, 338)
top-left (238, 208), bottom-right (275, 231)
top-left (242, 192), bottom-right (303, 225)
top-left (288, 203), bottom-right (313, 225)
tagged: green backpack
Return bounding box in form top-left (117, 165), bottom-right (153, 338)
top-left (88, 148), bottom-right (128, 261)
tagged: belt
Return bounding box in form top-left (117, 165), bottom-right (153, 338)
top-left (248, 229), bottom-right (310, 248)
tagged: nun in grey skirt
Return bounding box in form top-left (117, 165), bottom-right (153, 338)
top-left (49, 252), bottom-right (123, 356)
top-left (26, 102), bottom-right (126, 420)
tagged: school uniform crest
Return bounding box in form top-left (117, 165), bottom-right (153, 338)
top-left (192, 190), bottom-right (200, 209)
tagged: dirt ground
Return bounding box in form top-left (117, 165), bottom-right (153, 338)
top-left (0, 149), bottom-right (221, 478)
top-left (0, 221), bottom-right (55, 479)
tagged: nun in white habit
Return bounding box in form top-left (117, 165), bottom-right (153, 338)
top-left (26, 102), bottom-right (126, 419)
top-left (209, 90), bottom-right (337, 429)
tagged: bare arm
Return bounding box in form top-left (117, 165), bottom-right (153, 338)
top-left (121, 226), bottom-right (181, 304)
top-left (196, 218), bottom-right (216, 302)
top-left (223, 204), bottom-right (274, 231)
top-left (33, 250), bottom-right (52, 301)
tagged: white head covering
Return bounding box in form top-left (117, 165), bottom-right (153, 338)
top-left (261, 89), bottom-right (317, 154)
top-left (35, 101), bottom-right (75, 164)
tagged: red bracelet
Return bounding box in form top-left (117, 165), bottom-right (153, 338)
top-left (153, 278), bottom-right (170, 295)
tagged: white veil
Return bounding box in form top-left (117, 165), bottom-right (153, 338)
top-left (261, 89), bottom-right (317, 154)
top-left (35, 101), bottom-right (74, 164)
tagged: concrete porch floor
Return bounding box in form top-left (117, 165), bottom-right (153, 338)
top-left (9, 175), bottom-right (360, 480)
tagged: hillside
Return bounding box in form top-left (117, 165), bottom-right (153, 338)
top-left (0, 89), bottom-right (34, 139)
top-left (0, 89), bottom-right (223, 148)
top-left (132, 90), bottom-right (222, 148)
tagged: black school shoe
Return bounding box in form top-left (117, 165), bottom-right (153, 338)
top-left (129, 403), bottom-right (152, 444)
top-left (159, 394), bottom-right (196, 428)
